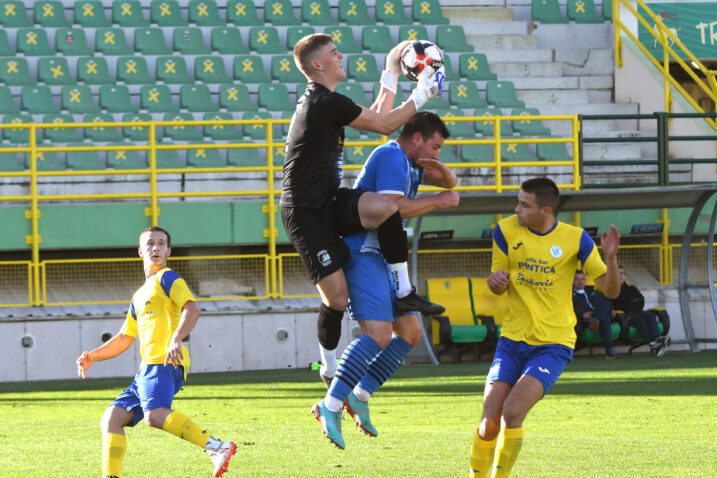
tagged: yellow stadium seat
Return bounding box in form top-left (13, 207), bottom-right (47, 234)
top-left (469, 277), bottom-right (508, 326)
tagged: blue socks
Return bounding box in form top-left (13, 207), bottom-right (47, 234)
top-left (358, 335), bottom-right (412, 396)
top-left (328, 335), bottom-right (382, 405)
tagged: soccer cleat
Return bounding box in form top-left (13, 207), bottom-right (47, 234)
top-left (656, 336), bottom-right (671, 358)
top-left (206, 440), bottom-right (237, 477)
top-left (344, 392), bottom-right (378, 437)
top-left (396, 287), bottom-right (445, 316)
top-left (311, 401), bottom-right (345, 449)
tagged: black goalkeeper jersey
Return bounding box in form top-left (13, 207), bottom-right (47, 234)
top-left (280, 82), bottom-right (362, 209)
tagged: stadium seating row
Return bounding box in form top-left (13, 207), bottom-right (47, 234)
top-left (0, 24), bottom-right (472, 57)
top-left (532, 0), bottom-right (613, 24)
top-left (0, 0), bottom-right (449, 28)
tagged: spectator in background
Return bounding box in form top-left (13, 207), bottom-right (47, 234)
top-left (572, 270), bottom-right (619, 359)
top-left (612, 265), bottom-right (670, 357)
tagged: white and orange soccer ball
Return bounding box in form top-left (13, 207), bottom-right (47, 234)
top-left (400, 40), bottom-right (445, 82)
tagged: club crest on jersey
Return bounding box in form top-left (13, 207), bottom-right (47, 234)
top-left (550, 245), bottom-right (563, 258)
top-left (317, 249), bottom-right (332, 267)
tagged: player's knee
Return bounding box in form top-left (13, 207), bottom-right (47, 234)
top-left (317, 311), bottom-right (343, 350)
top-left (373, 332), bottom-right (392, 349)
top-left (144, 410), bottom-right (164, 429)
top-left (479, 416), bottom-right (500, 441)
top-left (500, 406), bottom-right (526, 429)
top-left (100, 408), bottom-right (114, 434)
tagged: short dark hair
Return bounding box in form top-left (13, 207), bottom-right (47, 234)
top-left (398, 111), bottom-right (451, 141)
top-left (521, 177), bottom-right (560, 213)
top-left (139, 226), bottom-right (171, 247)
top-left (575, 270), bottom-right (585, 276)
top-left (293, 33), bottom-right (334, 76)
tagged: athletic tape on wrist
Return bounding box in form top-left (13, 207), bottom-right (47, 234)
top-left (380, 70), bottom-right (399, 94)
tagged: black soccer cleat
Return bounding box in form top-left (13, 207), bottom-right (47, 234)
top-left (396, 287), bottom-right (446, 316)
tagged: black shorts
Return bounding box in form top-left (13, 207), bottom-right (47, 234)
top-left (281, 188), bottom-right (366, 284)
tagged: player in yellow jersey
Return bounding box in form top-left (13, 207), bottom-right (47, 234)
top-left (76, 226), bottom-right (236, 478)
top-left (469, 178), bottom-right (620, 478)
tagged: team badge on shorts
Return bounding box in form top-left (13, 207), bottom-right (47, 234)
top-left (550, 245), bottom-right (563, 258)
top-left (317, 250), bottom-right (332, 267)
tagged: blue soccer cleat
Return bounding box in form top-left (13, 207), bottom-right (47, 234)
top-left (311, 401), bottom-right (345, 449)
top-left (344, 392), bottom-right (378, 437)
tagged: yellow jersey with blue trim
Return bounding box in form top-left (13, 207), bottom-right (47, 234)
top-left (120, 267), bottom-right (195, 377)
top-left (492, 215), bottom-right (607, 348)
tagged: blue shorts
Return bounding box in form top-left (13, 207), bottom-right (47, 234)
top-left (344, 250), bottom-right (399, 322)
top-left (486, 337), bottom-right (573, 395)
top-left (111, 364), bottom-right (185, 427)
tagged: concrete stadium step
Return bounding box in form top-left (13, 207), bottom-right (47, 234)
top-left (532, 24), bottom-right (614, 50)
top-left (582, 142), bottom-right (643, 161)
top-left (490, 62), bottom-right (563, 78)
top-left (448, 20), bottom-right (529, 36)
top-left (443, 6), bottom-right (514, 22)
top-left (480, 48), bottom-right (553, 63)
top-left (466, 34), bottom-right (538, 50)
top-left (518, 89), bottom-right (590, 105)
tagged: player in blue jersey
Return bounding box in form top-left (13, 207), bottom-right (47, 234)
top-left (468, 178), bottom-right (621, 477)
top-left (311, 112), bottom-right (460, 449)
top-left (75, 227), bottom-right (236, 478)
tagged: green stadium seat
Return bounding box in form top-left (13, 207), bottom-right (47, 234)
top-left (180, 84), bottom-right (217, 112)
top-left (17, 29), bottom-right (54, 56)
top-left (459, 53), bottom-right (497, 81)
top-left (35, 1), bottom-right (71, 27)
top-left (249, 27), bottom-right (283, 54)
top-left (376, 0), bottom-right (411, 25)
top-left (99, 85), bottom-right (137, 113)
top-left (474, 108), bottom-right (513, 137)
top-left (95, 28), bottom-right (132, 56)
top-left (344, 144), bottom-right (369, 165)
top-left (227, 144), bottom-right (263, 167)
top-left (336, 83), bottom-right (367, 107)
top-left (278, 109), bottom-right (293, 137)
top-left (121, 113), bottom-right (152, 141)
top-left (347, 55), bottom-right (378, 82)
top-left (0, 150), bottom-right (23, 171)
top-left (486, 81), bottom-right (525, 108)
top-left (187, 143), bottom-right (224, 167)
top-left (189, 0), bottom-right (223, 26)
top-left (62, 86), bottom-right (99, 114)
top-left (511, 108), bottom-right (551, 136)
top-left (567, 0), bottom-right (603, 23)
top-left (436, 25), bottom-right (473, 53)
top-left (84, 113), bottom-right (123, 142)
top-left (531, 0), bottom-right (568, 24)
top-left (437, 109), bottom-right (474, 137)
top-left (501, 142), bottom-right (535, 162)
top-left (38, 58), bottom-right (75, 86)
top-left (243, 111), bottom-right (272, 140)
top-left (271, 55), bottom-right (304, 83)
top-left (76, 57), bottom-right (112, 85)
top-left (438, 143), bottom-right (459, 163)
top-left (0, 30), bottom-right (11, 57)
top-left (372, 82), bottom-right (403, 109)
top-left (74, 0), bottom-right (111, 27)
top-left (56, 29), bottom-right (92, 56)
top-left (0, 86), bottom-right (18, 114)
top-left (264, 0), bottom-right (299, 25)
top-left (362, 26), bottom-right (392, 53)
top-left (441, 55), bottom-right (459, 81)
top-left (422, 93), bottom-right (450, 110)
top-left (155, 148), bottom-right (186, 168)
top-left (0, 1), bottom-right (32, 27)
top-left (211, 27), bottom-right (249, 54)
top-left (43, 115), bottom-right (82, 142)
top-left (0, 59), bottom-right (33, 86)
top-left (2, 114), bottom-right (31, 143)
top-left (174, 27), bottom-right (210, 54)
top-left (602, 0), bottom-right (613, 21)
top-left (163, 113), bottom-right (202, 141)
top-left (204, 112), bottom-right (241, 140)
top-left (461, 144), bottom-right (493, 162)
top-left (412, 0), bottom-right (448, 24)
top-left (233, 55), bottom-right (270, 83)
top-left (141, 85), bottom-right (179, 112)
top-left (107, 143), bottom-right (147, 169)
top-left (116, 57), bottom-right (153, 85)
top-left (27, 148), bottom-right (63, 171)
top-left (227, 0), bottom-right (262, 26)
top-left (324, 27), bottom-right (361, 53)
top-left (301, 0), bottom-right (337, 25)
top-left (156, 56), bottom-right (193, 84)
top-left (66, 143), bottom-right (104, 170)
top-left (536, 142), bottom-right (571, 161)
top-left (135, 27), bottom-right (172, 55)
top-left (22, 86), bottom-right (60, 114)
top-left (219, 84), bottom-right (255, 111)
top-left (112, 0), bottom-right (149, 26)
top-left (398, 26), bottom-right (428, 42)
top-left (338, 0), bottom-right (370, 25)
top-left (448, 81), bottom-right (486, 108)
top-left (150, 0), bottom-right (187, 26)
top-left (195, 56), bottom-right (230, 84)
top-left (287, 26), bottom-right (315, 50)
top-left (258, 84), bottom-right (292, 111)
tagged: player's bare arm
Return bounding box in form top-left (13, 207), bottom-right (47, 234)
top-left (164, 300), bottom-right (200, 369)
top-left (417, 157), bottom-right (457, 189)
top-left (594, 224), bottom-right (621, 299)
top-left (369, 41), bottom-right (412, 114)
top-left (76, 333), bottom-right (134, 379)
top-left (487, 270), bottom-right (509, 295)
top-left (349, 101), bottom-right (417, 135)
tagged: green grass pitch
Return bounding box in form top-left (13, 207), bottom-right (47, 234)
top-left (1, 350), bottom-right (716, 477)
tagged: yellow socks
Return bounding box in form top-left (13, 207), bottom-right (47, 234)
top-left (492, 427), bottom-right (523, 478)
top-left (469, 430), bottom-right (496, 478)
top-left (162, 410), bottom-right (211, 448)
top-left (102, 433), bottom-right (126, 478)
